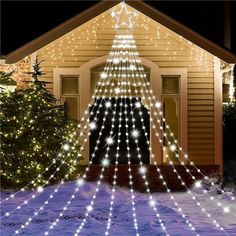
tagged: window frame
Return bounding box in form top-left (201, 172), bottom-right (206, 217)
top-left (53, 68), bottom-right (80, 120)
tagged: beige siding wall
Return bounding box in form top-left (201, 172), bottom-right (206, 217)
top-left (0, 57), bottom-right (31, 88)
top-left (36, 10), bottom-right (215, 164)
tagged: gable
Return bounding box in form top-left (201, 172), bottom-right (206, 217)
top-left (4, 0), bottom-right (236, 64)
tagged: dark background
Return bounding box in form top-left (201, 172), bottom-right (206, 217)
top-left (1, 0), bottom-right (236, 56)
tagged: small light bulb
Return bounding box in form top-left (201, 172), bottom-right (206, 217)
top-left (106, 137), bottom-right (114, 145)
top-left (139, 166), bottom-right (147, 174)
top-left (102, 158), bottom-right (110, 167)
top-left (37, 186), bottom-right (43, 192)
top-left (100, 72), bottom-right (108, 79)
top-left (170, 145), bottom-right (176, 152)
top-left (155, 102), bottom-right (161, 108)
top-left (86, 205), bottom-right (93, 212)
top-left (223, 207), bottom-right (230, 213)
top-left (105, 101), bottom-right (112, 108)
top-left (149, 199), bottom-right (156, 207)
top-left (135, 102), bottom-right (141, 108)
top-left (89, 122), bottom-right (97, 130)
top-left (131, 129), bottom-right (140, 139)
top-left (77, 178), bottom-right (84, 186)
top-left (195, 181), bottom-right (202, 188)
top-left (63, 144), bottom-right (70, 151)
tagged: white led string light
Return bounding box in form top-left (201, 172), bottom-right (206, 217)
top-left (135, 73), bottom-right (230, 235)
top-left (13, 89), bottom-right (116, 235)
top-left (127, 63), bottom-right (200, 235)
top-left (133, 51), bottom-right (235, 202)
top-left (133, 60), bottom-right (236, 215)
top-left (120, 23), bottom-right (235, 203)
top-left (73, 96), bottom-right (120, 236)
top-left (116, 57), bottom-right (141, 236)
top-left (120, 32), bottom-right (231, 234)
top-left (104, 93), bottom-right (123, 236)
top-left (1, 31), bottom-right (123, 206)
top-left (43, 41), bottom-right (124, 235)
top-left (126, 35), bottom-right (236, 217)
top-left (3, 149), bottom-right (74, 221)
top-left (104, 56), bottom-right (127, 236)
top-left (124, 80), bottom-right (170, 235)
top-left (123, 95), bottom-right (140, 236)
top-left (133, 67), bottom-right (231, 234)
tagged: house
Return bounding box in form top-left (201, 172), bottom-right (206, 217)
top-left (1, 1), bottom-right (236, 190)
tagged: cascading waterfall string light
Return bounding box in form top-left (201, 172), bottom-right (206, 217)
top-left (0, 32), bottom-right (122, 205)
top-left (116, 56), bottom-right (141, 236)
top-left (119, 32), bottom-right (231, 233)
top-left (134, 70), bottom-right (236, 215)
top-left (126, 37), bottom-right (236, 216)
top-left (104, 56), bottom-right (126, 236)
top-left (123, 78), bottom-right (170, 236)
top-left (133, 73), bottom-right (231, 235)
top-left (128, 32), bottom-right (235, 202)
top-left (104, 94), bottom-right (123, 236)
top-left (127, 67), bottom-right (200, 236)
top-left (43, 42), bottom-right (124, 235)
top-left (73, 96), bottom-right (120, 236)
top-left (128, 71), bottom-right (230, 234)
top-left (134, 82), bottom-right (229, 234)
top-left (123, 96), bottom-right (140, 236)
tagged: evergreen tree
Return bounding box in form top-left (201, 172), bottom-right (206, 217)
top-left (0, 60), bottom-right (82, 189)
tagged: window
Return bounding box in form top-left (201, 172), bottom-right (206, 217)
top-left (162, 76), bottom-right (180, 164)
top-left (61, 76), bottom-right (79, 120)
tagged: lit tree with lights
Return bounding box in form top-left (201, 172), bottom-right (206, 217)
top-left (0, 60), bottom-right (82, 188)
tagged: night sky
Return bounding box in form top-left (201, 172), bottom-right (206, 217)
top-left (1, 0), bottom-right (236, 56)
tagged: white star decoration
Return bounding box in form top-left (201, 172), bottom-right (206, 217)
top-left (111, 2), bottom-right (138, 30)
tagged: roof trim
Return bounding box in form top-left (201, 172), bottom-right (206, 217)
top-left (4, 0), bottom-right (236, 64)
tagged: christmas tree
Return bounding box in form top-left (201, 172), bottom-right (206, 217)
top-left (0, 60), bottom-right (82, 189)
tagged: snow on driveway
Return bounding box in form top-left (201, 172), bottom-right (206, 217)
top-left (1, 181), bottom-right (236, 236)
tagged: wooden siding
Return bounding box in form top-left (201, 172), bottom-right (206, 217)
top-left (36, 7), bottom-right (215, 165)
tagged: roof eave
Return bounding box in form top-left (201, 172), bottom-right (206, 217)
top-left (4, 0), bottom-right (236, 64)
top-left (127, 0), bottom-right (236, 64)
top-left (5, 0), bottom-right (121, 64)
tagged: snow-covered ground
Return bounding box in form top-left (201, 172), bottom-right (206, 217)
top-left (1, 181), bottom-right (236, 236)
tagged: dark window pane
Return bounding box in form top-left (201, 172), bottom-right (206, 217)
top-left (162, 77), bottom-right (179, 94)
top-left (62, 77), bottom-right (78, 95)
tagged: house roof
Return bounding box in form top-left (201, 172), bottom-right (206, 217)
top-left (4, 0), bottom-right (236, 64)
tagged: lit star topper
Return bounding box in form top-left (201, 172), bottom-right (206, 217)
top-left (111, 2), bottom-right (138, 30)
